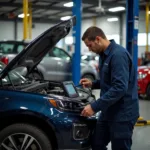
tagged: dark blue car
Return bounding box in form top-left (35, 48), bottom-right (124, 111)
top-left (0, 16), bottom-right (97, 150)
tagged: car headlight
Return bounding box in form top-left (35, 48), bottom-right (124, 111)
top-left (138, 73), bottom-right (147, 79)
top-left (49, 99), bottom-right (84, 112)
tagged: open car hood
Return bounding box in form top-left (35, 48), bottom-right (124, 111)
top-left (0, 16), bottom-right (76, 79)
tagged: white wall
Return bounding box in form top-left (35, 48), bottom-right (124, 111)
top-left (81, 11), bottom-right (150, 58)
top-left (0, 10), bottom-right (150, 58)
top-left (0, 21), bottom-right (14, 40)
top-left (0, 21), bottom-right (54, 41)
top-left (81, 11), bottom-right (150, 59)
top-left (81, 16), bottom-right (120, 54)
top-left (0, 21), bottom-right (64, 48)
top-left (81, 19), bottom-right (95, 53)
top-left (96, 16), bottom-right (120, 35)
top-left (122, 13), bottom-right (126, 47)
top-left (17, 22), bottom-right (54, 40)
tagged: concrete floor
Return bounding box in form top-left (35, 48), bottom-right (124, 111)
top-left (92, 90), bottom-right (150, 150)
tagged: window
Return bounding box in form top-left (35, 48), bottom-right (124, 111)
top-left (17, 45), bottom-right (25, 53)
top-left (50, 47), bottom-right (71, 61)
top-left (0, 43), bottom-right (14, 54)
top-left (138, 33), bottom-right (150, 46)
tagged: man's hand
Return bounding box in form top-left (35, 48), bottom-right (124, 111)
top-left (80, 78), bottom-right (92, 88)
top-left (81, 104), bottom-right (95, 117)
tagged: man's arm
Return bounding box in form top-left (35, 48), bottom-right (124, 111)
top-left (91, 50), bottom-right (130, 113)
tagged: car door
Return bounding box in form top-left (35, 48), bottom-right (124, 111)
top-left (51, 47), bottom-right (72, 81)
top-left (39, 53), bottom-right (58, 81)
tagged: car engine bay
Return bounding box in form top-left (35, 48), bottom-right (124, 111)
top-left (0, 78), bottom-right (95, 105)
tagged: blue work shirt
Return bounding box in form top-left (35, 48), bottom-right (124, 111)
top-left (91, 40), bottom-right (139, 122)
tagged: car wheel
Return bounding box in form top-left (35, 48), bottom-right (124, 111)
top-left (146, 84), bottom-right (150, 100)
top-left (82, 74), bottom-right (95, 82)
top-left (29, 72), bottom-right (43, 80)
top-left (0, 124), bottom-right (52, 150)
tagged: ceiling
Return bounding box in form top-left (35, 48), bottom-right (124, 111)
top-left (0, 0), bottom-right (147, 23)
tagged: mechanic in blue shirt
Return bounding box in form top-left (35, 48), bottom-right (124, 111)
top-left (80, 26), bottom-right (139, 150)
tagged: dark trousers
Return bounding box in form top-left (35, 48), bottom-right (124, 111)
top-left (91, 118), bottom-right (137, 150)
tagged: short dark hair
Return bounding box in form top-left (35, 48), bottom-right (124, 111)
top-left (82, 26), bottom-right (106, 41)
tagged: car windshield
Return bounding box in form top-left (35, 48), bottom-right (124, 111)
top-left (0, 62), bottom-right (27, 85)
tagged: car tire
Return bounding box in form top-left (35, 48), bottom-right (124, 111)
top-left (29, 71), bottom-right (43, 80)
top-left (82, 74), bottom-right (95, 82)
top-left (146, 84), bottom-right (150, 100)
top-left (0, 123), bottom-right (52, 150)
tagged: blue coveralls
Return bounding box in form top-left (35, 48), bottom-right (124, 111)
top-left (90, 40), bottom-right (139, 150)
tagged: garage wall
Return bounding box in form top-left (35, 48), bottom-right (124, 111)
top-left (81, 16), bottom-right (120, 53)
top-left (122, 13), bottom-right (126, 48)
top-left (81, 10), bottom-right (150, 58)
top-left (0, 21), bottom-right (64, 48)
top-left (0, 21), bottom-right (54, 41)
top-left (17, 22), bottom-right (54, 40)
top-left (0, 21), bottom-right (14, 40)
top-left (0, 10), bottom-right (150, 58)
top-left (81, 19), bottom-right (95, 53)
top-left (96, 16), bottom-right (120, 35)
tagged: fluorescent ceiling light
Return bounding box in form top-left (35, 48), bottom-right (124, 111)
top-left (60, 16), bottom-right (71, 21)
top-left (18, 13), bottom-right (29, 18)
top-left (107, 18), bottom-right (118, 22)
top-left (64, 2), bottom-right (73, 7)
top-left (108, 6), bottom-right (125, 12)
